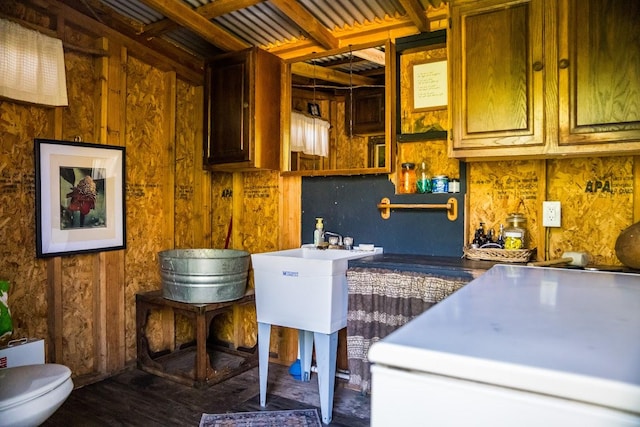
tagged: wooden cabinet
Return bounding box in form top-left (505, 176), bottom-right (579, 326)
top-left (345, 87), bottom-right (385, 135)
top-left (204, 47), bottom-right (282, 170)
top-left (557, 0), bottom-right (640, 149)
top-left (449, 0), bottom-right (640, 160)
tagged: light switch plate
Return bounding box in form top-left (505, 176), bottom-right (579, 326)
top-left (543, 201), bottom-right (561, 227)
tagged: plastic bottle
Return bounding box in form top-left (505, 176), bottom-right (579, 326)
top-left (313, 217), bottom-right (324, 246)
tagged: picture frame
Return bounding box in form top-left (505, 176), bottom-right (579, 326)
top-left (410, 59), bottom-right (448, 111)
top-left (368, 135), bottom-right (386, 168)
top-left (35, 138), bottom-right (126, 257)
top-left (307, 102), bottom-right (321, 117)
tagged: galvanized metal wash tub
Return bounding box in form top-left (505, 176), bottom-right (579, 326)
top-left (158, 249), bottom-right (250, 303)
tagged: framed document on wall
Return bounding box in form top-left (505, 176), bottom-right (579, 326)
top-left (411, 59), bottom-right (447, 111)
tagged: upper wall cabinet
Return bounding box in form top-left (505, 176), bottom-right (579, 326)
top-left (204, 47), bottom-right (282, 171)
top-left (449, 0), bottom-right (640, 160)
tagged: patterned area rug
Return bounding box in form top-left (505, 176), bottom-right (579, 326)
top-left (199, 409), bottom-right (321, 427)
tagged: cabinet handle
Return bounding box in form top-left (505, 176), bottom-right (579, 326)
top-left (558, 59), bottom-right (570, 69)
top-left (533, 61), bottom-right (544, 72)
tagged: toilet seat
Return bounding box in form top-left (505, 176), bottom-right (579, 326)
top-left (0, 364), bottom-right (72, 411)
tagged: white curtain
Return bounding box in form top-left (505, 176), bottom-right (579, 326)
top-left (0, 19), bottom-right (68, 106)
top-left (290, 111), bottom-right (330, 157)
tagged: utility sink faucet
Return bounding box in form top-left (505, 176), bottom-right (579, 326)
top-left (323, 231), bottom-right (343, 246)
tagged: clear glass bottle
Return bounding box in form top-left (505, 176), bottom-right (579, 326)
top-left (398, 162), bottom-right (416, 194)
top-left (416, 161), bottom-right (431, 193)
top-left (504, 213), bottom-right (527, 249)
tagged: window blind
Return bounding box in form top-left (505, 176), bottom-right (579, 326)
top-left (290, 111), bottom-right (330, 157)
top-left (0, 19), bottom-right (68, 107)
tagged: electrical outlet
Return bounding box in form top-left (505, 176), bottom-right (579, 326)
top-left (543, 201), bottom-right (561, 227)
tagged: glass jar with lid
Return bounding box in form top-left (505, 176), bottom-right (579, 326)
top-left (504, 213), bottom-right (527, 249)
top-left (398, 162), bottom-right (416, 194)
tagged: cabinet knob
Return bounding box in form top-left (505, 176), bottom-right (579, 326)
top-left (533, 61), bottom-right (544, 72)
top-left (558, 59), bottom-right (570, 69)
top-left (243, 102), bottom-right (249, 108)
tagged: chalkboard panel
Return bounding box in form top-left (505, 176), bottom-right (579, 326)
top-left (301, 173), bottom-right (465, 256)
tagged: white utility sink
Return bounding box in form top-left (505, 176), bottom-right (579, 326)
top-left (251, 245), bottom-right (383, 334)
top-left (252, 244), bottom-right (382, 424)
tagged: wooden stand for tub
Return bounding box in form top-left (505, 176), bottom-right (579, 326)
top-left (135, 289), bottom-right (257, 388)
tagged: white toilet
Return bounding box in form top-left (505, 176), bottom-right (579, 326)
top-left (0, 363), bottom-right (73, 427)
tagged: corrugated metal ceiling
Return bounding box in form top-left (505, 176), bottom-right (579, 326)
top-left (75, 0), bottom-right (446, 60)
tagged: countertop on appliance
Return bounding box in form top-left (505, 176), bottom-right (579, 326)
top-left (368, 264), bottom-right (640, 414)
top-left (347, 252), bottom-right (497, 280)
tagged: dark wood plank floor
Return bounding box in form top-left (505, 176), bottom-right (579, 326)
top-left (43, 363), bottom-right (370, 426)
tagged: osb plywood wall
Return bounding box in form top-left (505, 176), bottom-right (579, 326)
top-left (0, 105), bottom-right (50, 344)
top-left (123, 58), bottom-right (172, 360)
top-left (468, 160), bottom-right (544, 253)
top-left (546, 157), bottom-right (634, 264)
top-left (334, 101), bottom-right (368, 170)
top-left (221, 171), bottom-right (281, 348)
top-left (0, 48), bottom-right (102, 375)
top-left (467, 157), bottom-right (635, 265)
top-left (175, 81), bottom-right (209, 249)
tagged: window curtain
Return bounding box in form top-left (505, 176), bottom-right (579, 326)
top-left (0, 19), bottom-right (68, 106)
top-left (290, 111), bottom-right (330, 157)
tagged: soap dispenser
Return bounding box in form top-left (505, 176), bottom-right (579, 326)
top-left (314, 217), bottom-right (324, 247)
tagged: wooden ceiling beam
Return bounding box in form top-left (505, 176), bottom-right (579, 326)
top-left (138, 0), bottom-right (250, 51)
top-left (142, 0), bottom-right (265, 38)
top-left (352, 48), bottom-right (386, 66)
top-left (268, 0), bottom-right (339, 50)
top-left (291, 62), bottom-right (376, 87)
top-left (398, 0), bottom-right (429, 33)
top-left (51, 1), bottom-right (204, 84)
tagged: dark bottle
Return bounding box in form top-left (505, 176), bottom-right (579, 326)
top-left (496, 224), bottom-right (505, 248)
top-left (478, 222), bottom-right (487, 245)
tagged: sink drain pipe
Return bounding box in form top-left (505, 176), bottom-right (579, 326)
top-left (311, 365), bottom-right (350, 381)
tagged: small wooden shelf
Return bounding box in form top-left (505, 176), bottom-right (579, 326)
top-left (377, 197), bottom-right (458, 221)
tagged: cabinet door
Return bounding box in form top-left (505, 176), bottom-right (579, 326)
top-left (558, 0), bottom-right (640, 146)
top-left (345, 88), bottom-right (385, 135)
top-left (450, 0), bottom-right (544, 156)
top-left (205, 52), bottom-right (250, 164)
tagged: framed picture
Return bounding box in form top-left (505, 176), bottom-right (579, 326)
top-left (307, 102), bottom-right (321, 117)
top-left (35, 138), bottom-right (126, 257)
top-left (410, 59), bottom-right (448, 111)
top-left (368, 135), bottom-right (386, 168)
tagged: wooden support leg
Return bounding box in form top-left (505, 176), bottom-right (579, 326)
top-left (195, 311), bottom-right (207, 384)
